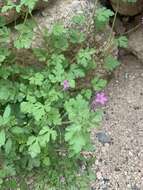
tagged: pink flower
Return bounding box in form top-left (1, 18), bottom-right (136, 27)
top-left (63, 80), bottom-right (70, 90)
top-left (91, 92), bottom-right (108, 111)
top-left (95, 92), bottom-right (108, 105)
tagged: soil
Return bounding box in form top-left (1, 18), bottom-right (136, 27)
top-left (92, 54), bottom-right (143, 190)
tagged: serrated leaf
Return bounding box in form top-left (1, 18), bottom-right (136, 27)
top-left (52, 24), bottom-right (67, 36)
top-left (29, 73), bottom-right (44, 86)
top-left (115, 36), bottom-right (128, 48)
top-left (70, 135), bottom-right (86, 154)
top-left (69, 29), bottom-right (86, 44)
top-left (21, 0), bottom-right (38, 11)
top-left (104, 55), bottom-right (120, 71)
top-left (72, 14), bottom-right (86, 25)
top-left (81, 89), bottom-right (92, 100)
top-left (95, 7), bottom-right (114, 30)
top-left (33, 48), bottom-right (48, 62)
top-left (91, 78), bottom-right (107, 91)
top-left (77, 48), bottom-right (95, 67)
top-left (14, 21), bottom-right (35, 49)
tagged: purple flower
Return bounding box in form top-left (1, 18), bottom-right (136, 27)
top-left (63, 80), bottom-right (70, 90)
top-left (95, 92), bottom-right (108, 105)
top-left (91, 92), bottom-right (108, 110)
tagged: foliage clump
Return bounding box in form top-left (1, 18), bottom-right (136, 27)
top-left (0, 0), bottom-right (127, 189)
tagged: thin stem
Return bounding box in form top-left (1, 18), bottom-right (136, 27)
top-left (103, 0), bottom-right (119, 53)
top-left (86, 0), bottom-right (98, 34)
top-left (122, 23), bottom-right (141, 35)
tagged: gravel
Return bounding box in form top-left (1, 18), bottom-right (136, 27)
top-left (91, 55), bottom-right (143, 190)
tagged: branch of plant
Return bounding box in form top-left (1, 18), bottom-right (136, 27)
top-left (103, 1), bottom-right (119, 53)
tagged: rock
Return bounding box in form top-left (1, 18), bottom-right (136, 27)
top-left (12, 0), bottom-right (118, 71)
top-left (96, 132), bottom-right (111, 144)
top-left (110, 0), bottom-right (143, 16)
top-left (113, 17), bottom-right (126, 35)
top-left (132, 184), bottom-right (140, 190)
top-left (0, 0), bottom-right (50, 25)
top-left (128, 27), bottom-right (143, 63)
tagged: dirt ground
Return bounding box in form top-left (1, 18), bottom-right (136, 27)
top-left (92, 54), bottom-right (143, 190)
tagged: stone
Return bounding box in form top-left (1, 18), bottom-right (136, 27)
top-left (128, 27), bottom-right (143, 63)
top-left (0, 0), bottom-right (50, 25)
top-left (113, 18), bottom-right (126, 35)
top-left (11, 0), bottom-right (117, 73)
top-left (96, 132), bottom-right (111, 144)
top-left (110, 0), bottom-right (143, 16)
top-left (132, 184), bottom-right (140, 190)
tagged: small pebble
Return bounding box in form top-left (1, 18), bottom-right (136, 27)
top-left (96, 132), bottom-right (111, 144)
top-left (132, 184), bottom-right (140, 190)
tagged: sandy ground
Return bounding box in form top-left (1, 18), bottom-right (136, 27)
top-left (92, 55), bottom-right (143, 190)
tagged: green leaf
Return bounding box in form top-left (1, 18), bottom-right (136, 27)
top-left (69, 29), bottom-right (86, 44)
top-left (115, 36), bottom-right (128, 48)
top-left (33, 48), bottom-right (48, 62)
top-left (92, 110), bottom-right (103, 124)
top-left (91, 78), bottom-right (107, 91)
top-left (95, 7), bottom-right (114, 30)
top-left (14, 21), bottom-right (35, 49)
top-left (21, 101), bottom-right (45, 121)
top-left (47, 108), bottom-right (61, 125)
top-left (5, 138), bottom-right (12, 154)
top-left (64, 95), bottom-right (90, 122)
top-left (52, 24), bottom-right (67, 36)
top-left (51, 24), bottom-right (68, 50)
top-left (0, 48), bottom-right (10, 63)
top-left (43, 157), bottom-right (50, 166)
top-left (69, 64), bottom-right (85, 78)
top-left (0, 130), bottom-right (6, 147)
top-left (49, 62), bottom-right (65, 83)
top-left (104, 55), bottom-right (120, 71)
top-left (38, 127), bottom-right (57, 147)
top-left (0, 16), bottom-right (6, 27)
top-left (21, 0), bottom-right (38, 11)
top-left (0, 27), bottom-right (10, 43)
top-left (70, 135), bottom-right (86, 153)
top-left (69, 79), bottom-right (75, 88)
top-left (27, 136), bottom-right (36, 146)
top-left (81, 89), bottom-right (92, 100)
top-left (65, 125), bottom-right (81, 142)
top-left (11, 127), bottom-right (26, 134)
top-left (77, 48), bottom-right (95, 67)
top-left (72, 14), bottom-right (86, 25)
top-left (29, 73), bottom-right (45, 86)
top-left (65, 125), bottom-right (86, 154)
top-left (3, 105), bottom-right (11, 120)
top-left (28, 140), bottom-right (41, 158)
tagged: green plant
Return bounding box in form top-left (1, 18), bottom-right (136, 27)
top-left (0, 0), bottom-right (125, 189)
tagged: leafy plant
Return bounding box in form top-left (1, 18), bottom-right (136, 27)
top-left (0, 0), bottom-right (124, 189)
